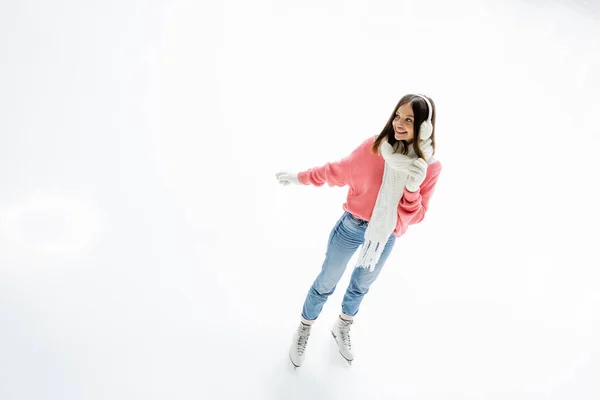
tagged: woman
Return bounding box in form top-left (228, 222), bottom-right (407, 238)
top-left (276, 93), bottom-right (442, 368)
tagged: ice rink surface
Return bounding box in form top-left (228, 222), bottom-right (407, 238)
top-left (1, 1), bottom-right (599, 399)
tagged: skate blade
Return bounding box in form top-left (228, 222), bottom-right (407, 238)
top-left (289, 360), bottom-right (300, 372)
top-left (340, 353), bottom-right (353, 365)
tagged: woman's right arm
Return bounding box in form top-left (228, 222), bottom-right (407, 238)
top-left (297, 137), bottom-right (374, 187)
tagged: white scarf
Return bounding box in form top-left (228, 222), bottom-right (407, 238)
top-left (355, 138), bottom-right (433, 271)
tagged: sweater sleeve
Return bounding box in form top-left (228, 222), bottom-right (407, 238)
top-left (297, 137), bottom-right (373, 187)
top-left (397, 161), bottom-right (442, 229)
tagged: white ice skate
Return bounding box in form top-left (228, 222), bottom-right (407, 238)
top-left (331, 316), bottom-right (354, 364)
top-left (289, 322), bottom-right (312, 368)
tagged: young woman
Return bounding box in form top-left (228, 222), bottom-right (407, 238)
top-left (276, 93), bottom-right (442, 368)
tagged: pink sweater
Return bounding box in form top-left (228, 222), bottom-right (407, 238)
top-left (298, 136), bottom-right (442, 237)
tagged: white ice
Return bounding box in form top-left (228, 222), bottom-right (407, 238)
top-left (1, 0), bottom-right (599, 399)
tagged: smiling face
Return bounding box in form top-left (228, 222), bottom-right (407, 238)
top-left (392, 103), bottom-right (415, 144)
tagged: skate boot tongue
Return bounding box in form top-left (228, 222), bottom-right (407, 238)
top-left (289, 322), bottom-right (312, 368)
top-left (297, 325), bottom-right (310, 354)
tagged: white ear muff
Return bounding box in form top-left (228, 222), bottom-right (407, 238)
top-left (419, 120), bottom-right (433, 140)
top-left (415, 93), bottom-right (433, 141)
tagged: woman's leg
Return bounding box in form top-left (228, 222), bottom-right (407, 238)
top-left (341, 233), bottom-right (396, 319)
top-left (301, 212), bottom-right (366, 322)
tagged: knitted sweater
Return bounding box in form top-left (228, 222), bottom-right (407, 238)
top-left (297, 136), bottom-right (442, 237)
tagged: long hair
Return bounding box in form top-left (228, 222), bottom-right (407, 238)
top-left (371, 94), bottom-right (436, 158)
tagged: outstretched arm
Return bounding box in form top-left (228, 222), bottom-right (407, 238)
top-left (297, 137), bottom-right (373, 187)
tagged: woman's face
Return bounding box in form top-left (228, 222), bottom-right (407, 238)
top-left (392, 103), bottom-right (415, 144)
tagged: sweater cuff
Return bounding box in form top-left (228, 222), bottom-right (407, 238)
top-left (403, 187), bottom-right (421, 201)
top-left (297, 171), bottom-right (309, 185)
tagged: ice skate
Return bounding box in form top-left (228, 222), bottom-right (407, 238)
top-left (289, 322), bottom-right (312, 368)
top-left (331, 316), bottom-right (354, 364)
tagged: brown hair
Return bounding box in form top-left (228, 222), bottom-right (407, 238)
top-left (371, 94), bottom-right (436, 158)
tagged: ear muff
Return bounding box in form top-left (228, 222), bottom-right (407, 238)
top-left (414, 94), bottom-right (433, 141)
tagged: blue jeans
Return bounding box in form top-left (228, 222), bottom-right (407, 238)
top-left (301, 211), bottom-right (397, 321)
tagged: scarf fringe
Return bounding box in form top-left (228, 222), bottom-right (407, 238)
top-left (355, 239), bottom-right (385, 272)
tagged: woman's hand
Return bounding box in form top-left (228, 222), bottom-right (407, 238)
top-left (276, 172), bottom-right (300, 186)
top-left (405, 159), bottom-right (428, 192)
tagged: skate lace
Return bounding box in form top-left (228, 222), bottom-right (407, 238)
top-left (339, 321), bottom-right (352, 349)
top-left (296, 325), bottom-right (311, 355)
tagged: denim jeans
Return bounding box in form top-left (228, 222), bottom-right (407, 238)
top-left (301, 211), bottom-right (396, 321)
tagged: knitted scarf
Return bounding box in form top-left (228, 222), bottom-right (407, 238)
top-left (355, 138), bottom-right (433, 271)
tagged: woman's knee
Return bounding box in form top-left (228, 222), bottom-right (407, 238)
top-left (312, 278), bottom-right (337, 296)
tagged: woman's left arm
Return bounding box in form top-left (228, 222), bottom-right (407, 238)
top-left (397, 161), bottom-right (442, 227)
